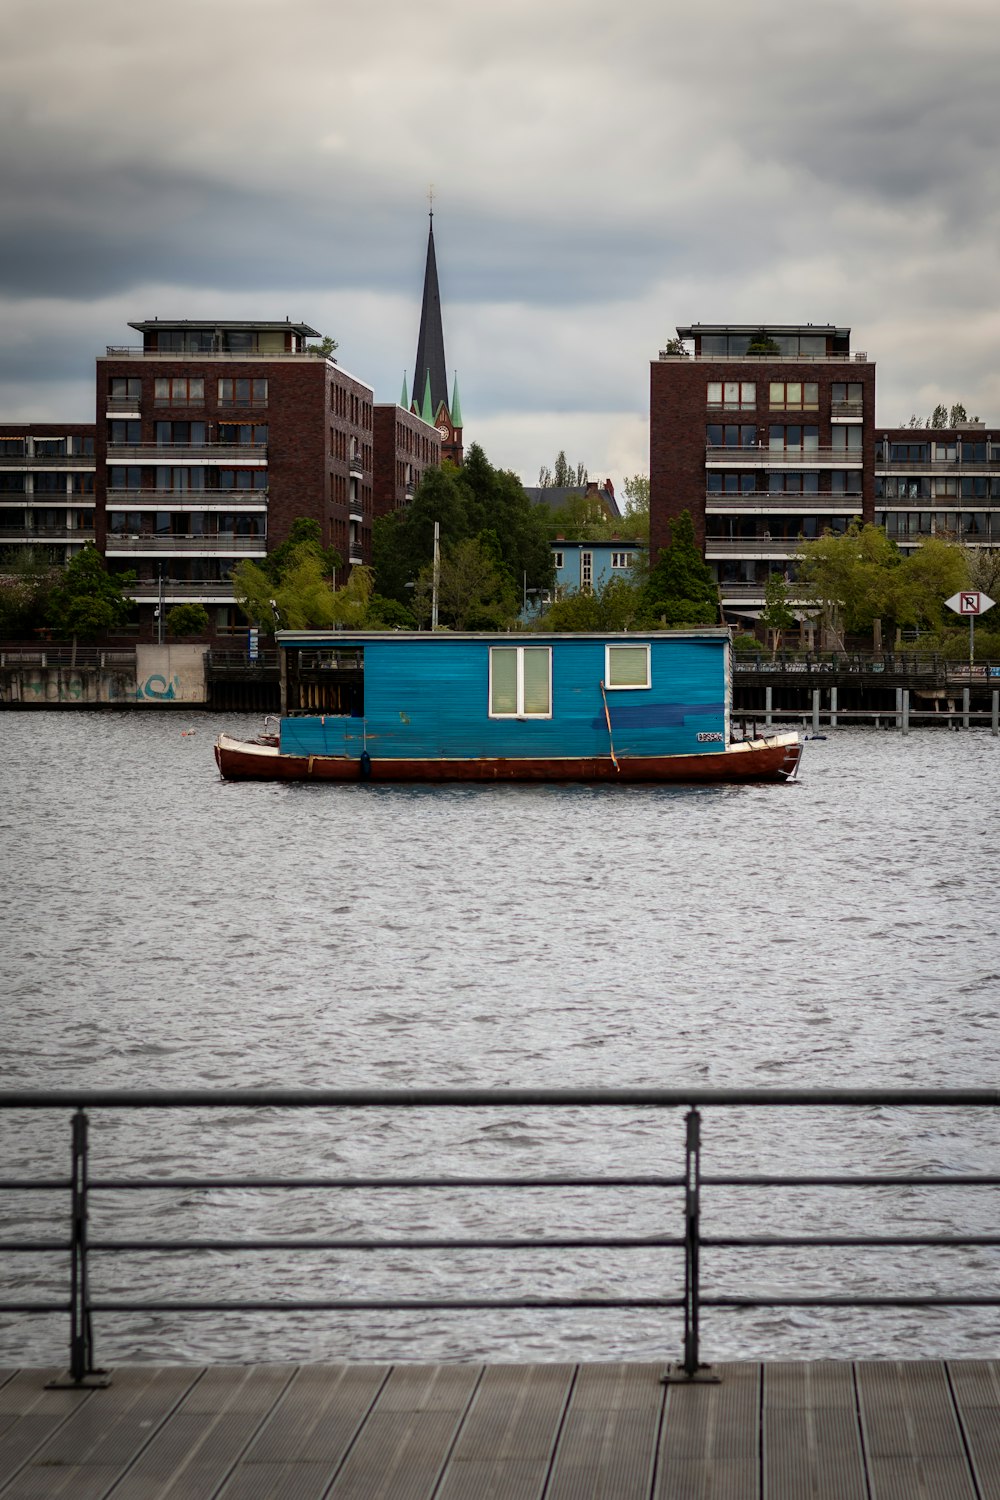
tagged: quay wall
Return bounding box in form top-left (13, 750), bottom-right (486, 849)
top-left (0, 645), bottom-right (207, 707)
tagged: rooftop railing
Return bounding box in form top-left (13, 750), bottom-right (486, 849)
top-left (4, 1088), bottom-right (1000, 1386)
top-left (105, 347), bottom-right (332, 361)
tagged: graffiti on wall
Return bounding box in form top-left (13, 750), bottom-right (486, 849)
top-left (135, 673), bottom-right (181, 701)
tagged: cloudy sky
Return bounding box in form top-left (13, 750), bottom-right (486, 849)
top-left (2, 0), bottom-right (1000, 485)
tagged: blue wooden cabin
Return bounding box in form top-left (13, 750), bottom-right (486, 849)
top-left (276, 630), bottom-right (733, 764)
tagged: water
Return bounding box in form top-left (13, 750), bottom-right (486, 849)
top-left (2, 711), bottom-right (999, 1366)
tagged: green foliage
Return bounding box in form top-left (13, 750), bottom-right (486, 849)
top-left (661, 337), bottom-right (688, 356)
top-left (0, 554), bottom-right (58, 639)
top-left (746, 333), bottom-right (781, 355)
top-left (232, 518), bottom-right (345, 632)
top-left (950, 402), bottom-right (968, 426)
top-left (46, 545), bottom-right (134, 640)
top-left (166, 603), bottom-right (210, 637)
top-left (264, 518), bottom-right (341, 585)
top-left (367, 595), bottom-right (416, 629)
top-left (305, 335), bottom-right (339, 358)
top-left (410, 537), bottom-right (519, 630)
top-left (796, 522), bottom-right (970, 645)
top-left (732, 633), bottom-right (763, 654)
top-left (760, 572), bottom-right (796, 651)
top-left (929, 404), bottom-right (949, 429)
top-left (641, 511), bottom-right (718, 625)
top-left (537, 450), bottom-right (588, 487)
top-left (374, 444), bottom-right (553, 609)
top-left (541, 574), bottom-right (647, 632)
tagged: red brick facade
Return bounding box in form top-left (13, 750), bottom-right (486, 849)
top-left (373, 405), bottom-right (441, 520)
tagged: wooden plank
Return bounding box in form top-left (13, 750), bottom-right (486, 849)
top-left (437, 1364), bottom-right (574, 1500)
top-left (0, 1369), bottom-right (101, 1492)
top-left (656, 1363), bottom-right (759, 1500)
top-left (325, 1365), bottom-right (482, 1500)
top-left (946, 1362), bottom-right (1000, 1500)
top-left (763, 1363), bottom-right (866, 1500)
top-left (109, 1365), bottom-right (295, 1500)
top-left (855, 1361), bottom-right (977, 1500)
top-left (3, 1365), bottom-right (201, 1499)
top-left (219, 1364), bottom-right (391, 1500)
top-left (547, 1363), bottom-right (664, 1500)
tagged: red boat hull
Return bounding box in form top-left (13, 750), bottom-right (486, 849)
top-left (214, 733), bottom-right (802, 784)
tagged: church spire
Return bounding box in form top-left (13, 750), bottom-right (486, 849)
top-left (413, 206), bottom-right (448, 427)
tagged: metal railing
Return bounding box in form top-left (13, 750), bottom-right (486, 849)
top-left (105, 535), bottom-right (265, 554)
top-left (3, 1088), bottom-right (1000, 1385)
top-left (106, 444), bottom-right (267, 462)
top-left (732, 651), bottom-right (1000, 679)
top-left (707, 447), bottom-right (864, 467)
top-left (706, 495), bottom-right (862, 511)
top-left (0, 649), bottom-right (136, 669)
top-left (106, 489), bottom-right (267, 506)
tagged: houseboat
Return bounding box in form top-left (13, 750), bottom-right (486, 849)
top-left (214, 629), bottom-right (801, 783)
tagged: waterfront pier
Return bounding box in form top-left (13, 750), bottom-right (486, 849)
top-left (3, 1357), bottom-right (999, 1498)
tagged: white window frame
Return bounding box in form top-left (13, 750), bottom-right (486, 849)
top-left (580, 550), bottom-right (593, 592)
top-left (611, 552), bottom-right (634, 569)
top-left (552, 550), bottom-right (564, 569)
top-left (604, 642), bottom-right (651, 690)
top-left (488, 645), bottom-right (552, 719)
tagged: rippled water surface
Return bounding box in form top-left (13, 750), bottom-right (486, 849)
top-left (2, 711), bottom-right (999, 1365)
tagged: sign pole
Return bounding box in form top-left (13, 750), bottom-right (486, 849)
top-left (945, 591), bottom-right (996, 673)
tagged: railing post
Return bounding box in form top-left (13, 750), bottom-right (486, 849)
top-left (682, 1107), bottom-right (701, 1376)
top-left (49, 1108), bottom-right (109, 1388)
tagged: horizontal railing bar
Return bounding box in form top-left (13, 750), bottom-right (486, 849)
top-left (702, 1235), bottom-right (1000, 1248)
top-left (0, 1241), bottom-right (71, 1252)
top-left (0, 1302), bottom-right (71, 1313)
top-left (83, 1235), bottom-right (685, 1252)
top-left (85, 1175), bottom-right (686, 1191)
top-left (0, 1180), bottom-right (72, 1191)
top-left (704, 1295), bottom-right (1000, 1307)
top-left (703, 1174), bottom-right (1000, 1187)
top-left (4, 1088), bottom-right (1000, 1108)
top-left (87, 1296), bottom-right (686, 1312)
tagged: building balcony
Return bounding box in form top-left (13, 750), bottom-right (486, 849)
top-left (706, 493), bottom-right (863, 512)
top-left (348, 549), bottom-right (364, 565)
top-left (105, 443), bottom-right (267, 464)
top-left (106, 488), bottom-right (268, 509)
top-left (349, 455), bottom-right (363, 477)
top-left (105, 346), bottom-right (332, 361)
top-left (717, 580), bottom-right (814, 602)
top-left (832, 401), bottom-right (864, 419)
top-left (660, 350), bottom-right (871, 364)
top-left (0, 452), bottom-right (95, 468)
top-left (705, 538), bottom-right (804, 558)
top-left (106, 398), bottom-right (141, 415)
top-left (0, 527), bottom-right (96, 543)
top-left (706, 446), bottom-right (863, 469)
top-left (877, 458), bottom-right (998, 474)
top-left (105, 535), bottom-right (266, 555)
top-left (127, 580), bottom-right (240, 603)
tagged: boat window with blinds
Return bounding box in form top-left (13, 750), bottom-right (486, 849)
top-left (489, 646), bottom-right (552, 718)
top-left (605, 643), bottom-right (650, 690)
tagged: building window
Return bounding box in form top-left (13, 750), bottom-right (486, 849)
top-left (769, 425), bottom-right (818, 452)
top-left (768, 472), bottom-right (818, 494)
top-left (217, 423), bottom-right (268, 447)
top-left (581, 550), bottom-right (593, 591)
top-left (832, 425), bottom-right (863, 453)
top-left (889, 443), bottom-right (929, 462)
top-left (611, 552), bottom-right (634, 569)
top-left (109, 421), bottom-right (142, 445)
top-left (489, 646), bottom-right (551, 718)
top-left (832, 382), bottom-right (863, 413)
top-left (605, 643), bottom-right (650, 690)
top-left (552, 551), bottom-right (564, 569)
top-left (155, 421), bottom-right (207, 446)
top-left (34, 438), bottom-right (67, 457)
top-left (109, 378), bottom-right (141, 400)
top-left (154, 377), bottom-right (204, 406)
top-left (769, 382), bottom-right (818, 411)
top-left (218, 378), bottom-right (268, 407)
top-left (707, 424), bottom-right (757, 449)
top-left (707, 381), bottom-right (755, 410)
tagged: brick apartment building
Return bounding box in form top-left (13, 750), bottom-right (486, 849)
top-left (1, 319), bottom-right (441, 640)
top-left (650, 322), bottom-right (1000, 626)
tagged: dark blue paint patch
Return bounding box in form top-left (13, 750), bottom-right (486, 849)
top-left (595, 701), bottom-right (725, 731)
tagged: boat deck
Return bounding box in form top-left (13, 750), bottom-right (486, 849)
top-left (2, 1359), bottom-right (998, 1498)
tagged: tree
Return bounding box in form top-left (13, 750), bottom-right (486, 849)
top-left (641, 511), bottom-right (718, 625)
top-left (410, 537), bottom-right (518, 630)
top-left (963, 546), bottom-right (1000, 599)
top-left (305, 334), bottom-right (339, 358)
top-left (759, 573), bottom-right (796, 654)
top-left (374, 444), bottom-right (552, 609)
top-left (661, 337), bottom-right (688, 356)
top-left (929, 404), bottom-right (949, 429)
top-left (746, 333), bottom-right (781, 355)
top-left (46, 545), bottom-right (134, 645)
top-left (891, 537), bottom-right (968, 633)
top-left (796, 522), bottom-right (898, 648)
top-left (949, 403), bottom-right (968, 427)
top-left (264, 517), bottom-right (340, 586)
top-left (232, 518), bottom-right (346, 633)
top-left (538, 451), bottom-right (588, 487)
top-left (0, 554), bottom-right (58, 640)
top-left (166, 603), bottom-right (210, 637)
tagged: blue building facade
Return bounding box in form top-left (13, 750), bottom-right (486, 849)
top-left (549, 539), bottom-right (646, 601)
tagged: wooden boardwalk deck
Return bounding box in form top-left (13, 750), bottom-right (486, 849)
top-left (1, 1360), bottom-right (998, 1499)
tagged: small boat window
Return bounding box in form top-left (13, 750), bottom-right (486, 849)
top-left (605, 643), bottom-right (650, 690)
top-left (489, 646), bottom-right (551, 718)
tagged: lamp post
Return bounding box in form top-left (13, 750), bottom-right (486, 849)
top-left (156, 565), bottom-right (164, 646)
